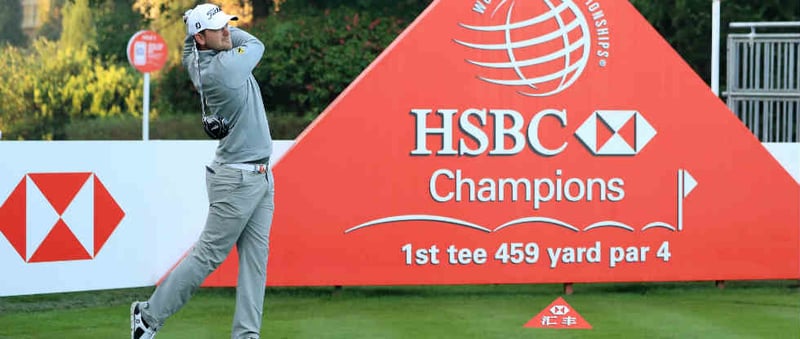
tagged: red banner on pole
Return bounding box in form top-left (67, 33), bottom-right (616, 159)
top-left (524, 297), bottom-right (592, 329)
top-left (126, 30), bottom-right (168, 74)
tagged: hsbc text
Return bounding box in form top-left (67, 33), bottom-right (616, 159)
top-left (410, 108), bottom-right (570, 156)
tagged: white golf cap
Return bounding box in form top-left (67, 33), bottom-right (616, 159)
top-left (184, 3), bottom-right (238, 35)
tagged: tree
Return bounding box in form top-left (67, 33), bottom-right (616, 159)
top-left (37, 0), bottom-right (67, 41)
top-left (0, 39), bottom-right (142, 140)
top-left (132, 0), bottom-right (258, 66)
top-left (61, 0), bottom-right (97, 51)
top-left (0, 0), bottom-right (28, 46)
top-left (629, 0), bottom-right (800, 88)
top-left (93, 0), bottom-right (146, 62)
top-left (253, 0), bottom-right (270, 19)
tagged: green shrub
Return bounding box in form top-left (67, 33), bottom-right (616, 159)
top-left (64, 115), bottom-right (142, 140)
top-left (64, 114), bottom-right (208, 140)
top-left (63, 112), bottom-right (313, 140)
top-left (268, 113), bottom-right (317, 139)
top-left (151, 63), bottom-right (201, 115)
top-left (250, 6), bottom-right (417, 116)
top-left (0, 39), bottom-right (142, 140)
top-left (149, 114), bottom-right (208, 140)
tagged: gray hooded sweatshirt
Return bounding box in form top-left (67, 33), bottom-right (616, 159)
top-left (183, 27), bottom-right (273, 164)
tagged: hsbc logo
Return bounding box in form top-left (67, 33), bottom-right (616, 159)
top-left (0, 173), bottom-right (125, 263)
top-left (549, 304), bottom-right (570, 316)
top-left (410, 108), bottom-right (656, 157)
top-left (575, 110), bottom-right (656, 156)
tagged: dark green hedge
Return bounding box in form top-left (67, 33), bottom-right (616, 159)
top-left (248, 4), bottom-right (425, 116)
top-left (62, 113), bottom-right (315, 140)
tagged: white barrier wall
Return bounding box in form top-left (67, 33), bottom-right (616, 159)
top-left (0, 140), bottom-right (795, 296)
top-left (0, 140), bottom-right (292, 296)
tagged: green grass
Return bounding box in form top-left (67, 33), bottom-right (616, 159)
top-left (1, 281), bottom-right (798, 338)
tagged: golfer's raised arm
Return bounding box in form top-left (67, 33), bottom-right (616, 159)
top-left (224, 27), bottom-right (265, 74)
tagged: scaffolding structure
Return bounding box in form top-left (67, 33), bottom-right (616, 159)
top-left (724, 22), bottom-right (800, 142)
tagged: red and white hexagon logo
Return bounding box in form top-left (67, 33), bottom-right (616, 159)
top-left (0, 173), bottom-right (125, 263)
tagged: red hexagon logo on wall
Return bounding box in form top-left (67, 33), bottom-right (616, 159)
top-left (0, 173), bottom-right (125, 263)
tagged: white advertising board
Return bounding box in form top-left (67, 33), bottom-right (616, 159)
top-left (0, 140), bottom-right (794, 296)
top-left (0, 140), bottom-right (292, 296)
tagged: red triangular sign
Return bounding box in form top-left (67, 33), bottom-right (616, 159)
top-left (203, 0), bottom-right (799, 287)
top-left (525, 297), bottom-right (591, 329)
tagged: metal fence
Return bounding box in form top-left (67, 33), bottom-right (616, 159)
top-left (725, 22), bottom-right (799, 142)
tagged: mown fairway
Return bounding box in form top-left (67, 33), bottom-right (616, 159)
top-left (1, 281), bottom-right (798, 338)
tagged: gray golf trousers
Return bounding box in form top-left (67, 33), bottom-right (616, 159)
top-left (141, 161), bottom-right (275, 339)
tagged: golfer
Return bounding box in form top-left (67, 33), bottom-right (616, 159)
top-left (130, 3), bottom-right (275, 339)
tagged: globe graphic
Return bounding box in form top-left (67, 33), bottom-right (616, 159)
top-left (455, 0), bottom-right (591, 97)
